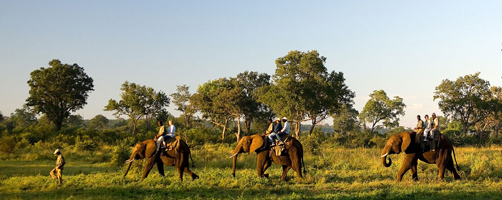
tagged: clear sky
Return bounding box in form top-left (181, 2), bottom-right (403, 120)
top-left (1, 1), bottom-right (501, 128)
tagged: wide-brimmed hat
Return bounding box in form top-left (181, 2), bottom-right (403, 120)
top-left (282, 117), bottom-right (287, 120)
top-left (53, 149), bottom-right (61, 154)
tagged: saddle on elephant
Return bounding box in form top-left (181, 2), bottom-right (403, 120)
top-left (160, 136), bottom-right (182, 152)
top-left (415, 131), bottom-right (441, 152)
top-left (271, 135), bottom-right (292, 156)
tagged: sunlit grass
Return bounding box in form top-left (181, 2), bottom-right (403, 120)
top-left (1, 145), bottom-right (502, 199)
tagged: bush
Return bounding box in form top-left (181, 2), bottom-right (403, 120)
top-left (75, 136), bottom-right (98, 151)
top-left (0, 136), bottom-right (16, 154)
top-left (110, 139), bottom-right (133, 166)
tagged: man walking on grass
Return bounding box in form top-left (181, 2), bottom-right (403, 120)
top-left (50, 149), bottom-right (65, 184)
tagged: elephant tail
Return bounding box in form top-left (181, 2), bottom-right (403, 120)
top-left (452, 147), bottom-right (460, 171)
top-left (190, 151), bottom-right (195, 168)
top-left (302, 157), bottom-right (307, 174)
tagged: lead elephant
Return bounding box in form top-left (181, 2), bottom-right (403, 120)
top-left (124, 138), bottom-right (199, 181)
top-left (230, 134), bottom-right (305, 181)
top-left (381, 131), bottom-right (460, 181)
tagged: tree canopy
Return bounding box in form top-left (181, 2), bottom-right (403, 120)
top-left (26, 59), bottom-right (94, 131)
top-left (258, 50), bottom-right (354, 136)
top-left (170, 85), bottom-right (195, 128)
top-left (104, 81), bottom-right (170, 135)
top-left (359, 90), bottom-right (405, 133)
top-left (433, 72), bottom-right (497, 136)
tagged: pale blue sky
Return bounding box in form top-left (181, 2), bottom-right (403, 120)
top-left (1, 1), bottom-right (501, 128)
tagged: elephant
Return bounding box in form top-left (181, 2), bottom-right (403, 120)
top-left (123, 138), bottom-right (199, 181)
top-left (230, 134), bottom-right (305, 181)
top-left (380, 131), bottom-right (460, 181)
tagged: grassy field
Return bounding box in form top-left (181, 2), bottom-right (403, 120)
top-left (1, 144), bottom-right (502, 200)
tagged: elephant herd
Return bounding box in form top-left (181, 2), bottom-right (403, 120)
top-left (123, 131), bottom-right (461, 182)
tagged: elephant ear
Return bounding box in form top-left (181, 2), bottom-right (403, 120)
top-left (249, 134), bottom-right (264, 154)
top-left (400, 132), bottom-right (412, 153)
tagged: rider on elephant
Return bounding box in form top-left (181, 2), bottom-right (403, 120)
top-left (276, 117), bottom-right (290, 146)
top-left (430, 113), bottom-right (440, 150)
top-left (423, 114), bottom-right (432, 141)
top-left (268, 118), bottom-right (283, 147)
top-left (414, 115), bottom-right (424, 144)
top-left (155, 120), bottom-right (166, 153)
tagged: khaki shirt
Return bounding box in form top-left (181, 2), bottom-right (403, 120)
top-left (432, 118), bottom-right (439, 130)
top-left (56, 154), bottom-right (65, 169)
top-left (416, 120), bottom-right (424, 129)
top-left (157, 125), bottom-right (165, 137)
top-left (266, 123), bottom-right (273, 134)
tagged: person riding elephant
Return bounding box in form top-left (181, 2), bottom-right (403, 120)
top-left (230, 134), bottom-right (305, 181)
top-left (124, 138), bottom-right (199, 181)
top-left (267, 118), bottom-right (282, 147)
top-left (380, 131), bottom-right (460, 181)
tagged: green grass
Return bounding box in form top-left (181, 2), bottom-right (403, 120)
top-left (1, 145), bottom-right (502, 199)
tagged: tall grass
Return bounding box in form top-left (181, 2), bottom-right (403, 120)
top-left (1, 145), bottom-right (502, 199)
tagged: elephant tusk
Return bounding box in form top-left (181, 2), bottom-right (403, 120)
top-left (229, 152), bottom-right (238, 158)
top-left (125, 158), bottom-right (135, 163)
top-left (381, 153), bottom-right (388, 158)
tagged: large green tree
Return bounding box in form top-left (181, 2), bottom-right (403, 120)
top-left (104, 81), bottom-right (170, 135)
top-left (26, 59), bottom-right (94, 131)
top-left (433, 72), bottom-right (495, 137)
top-left (190, 78), bottom-right (244, 142)
top-left (332, 104), bottom-right (360, 135)
top-left (359, 90), bottom-right (406, 133)
top-left (170, 85), bottom-right (195, 128)
top-left (235, 71), bottom-right (272, 132)
top-left (258, 50), bottom-right (354, 136)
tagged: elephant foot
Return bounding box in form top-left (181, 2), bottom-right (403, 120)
top-left (192, 174), bottom-right (200, 180)
top-left (263, 174), bottom-right (269, 178)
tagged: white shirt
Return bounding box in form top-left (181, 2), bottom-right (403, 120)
top-left (424, 120), bottom-right (431, 130)
top-left (280, 121), bottom-right (290, 134)
top-left (166, 125), bottom-right (176, 136)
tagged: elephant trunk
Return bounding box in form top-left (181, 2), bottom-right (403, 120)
top-left (381, 145), bottom-right (392, 167)
top-left (123, 151), bottom-right (137, 177)
top-left (381, 155), bottom-right (392, 167)
top-left (231, 142), bottom-right (244, 178)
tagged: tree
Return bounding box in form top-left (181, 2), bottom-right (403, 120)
top-left (359, 90), bottom-right (406, 133)
top-left (26, 59), bottom-right (94, 131)
top-left (235, 71), bottom-right (272, 132)
top-left (89, 114), bottom-right (109, 129)
top-left (332, 104), bottom-right (359, 135)
top-left (104, 81), bottom-right (170, 135)
top-left (170, 85), bottom-right (195, 128)
top-left (433, 72), bottom-right (494, 137)
top-left (258, 50), bottom-right (354, 136)
top-left (8, 106), bottom-right (38, 128)
top-left (65, 114), bottom-right (84, 128)
top-left (190, 78), bottom-right (244, 142)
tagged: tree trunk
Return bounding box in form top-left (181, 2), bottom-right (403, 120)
top-left (221, 118), bottom-right (228, 143)
top-left (309, 123), bottom-right (316, 135)
top-left (235, 117), bottom-right (241, 143)
top-left (295, 121), bottom-right (301, 138)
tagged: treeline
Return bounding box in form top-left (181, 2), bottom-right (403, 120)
top-left (1, 51), bottom-right (502, 158)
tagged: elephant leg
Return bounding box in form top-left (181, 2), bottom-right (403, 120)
top-left (436, 149), bottom-right (448, 181)
top-left (397, 154), bottom-right (415, 182)
top-left (177, 166), bottom-right (185, 181)
top-left (156, 160), bottom-right (165, 177)
top-left (183, 167), bottom-right (199, 180)
top-left (280, 165), bottom-right (291, 181)
top-left (291, 156), bottom-right (303, 179)
top-left (262, 159), bottom-right (272, 178)
top-left (142, 157), bottom-right (156, 180)
top-left (256, 153), bottom-right (268, 177)
top-left (446, 157), bottom-right (460, 180)
top-left (410, 162), bottom-right (418, 181)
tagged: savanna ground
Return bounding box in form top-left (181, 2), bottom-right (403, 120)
top-left (1, 143), bottom-right (502, 200)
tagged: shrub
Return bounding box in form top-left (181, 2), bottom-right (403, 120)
top-left (110, 138), bottom-right (134, 166)
top-left (0, 136), bottom-right (16, 154)
top-left (75, 135), bottom-right (98, 151)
